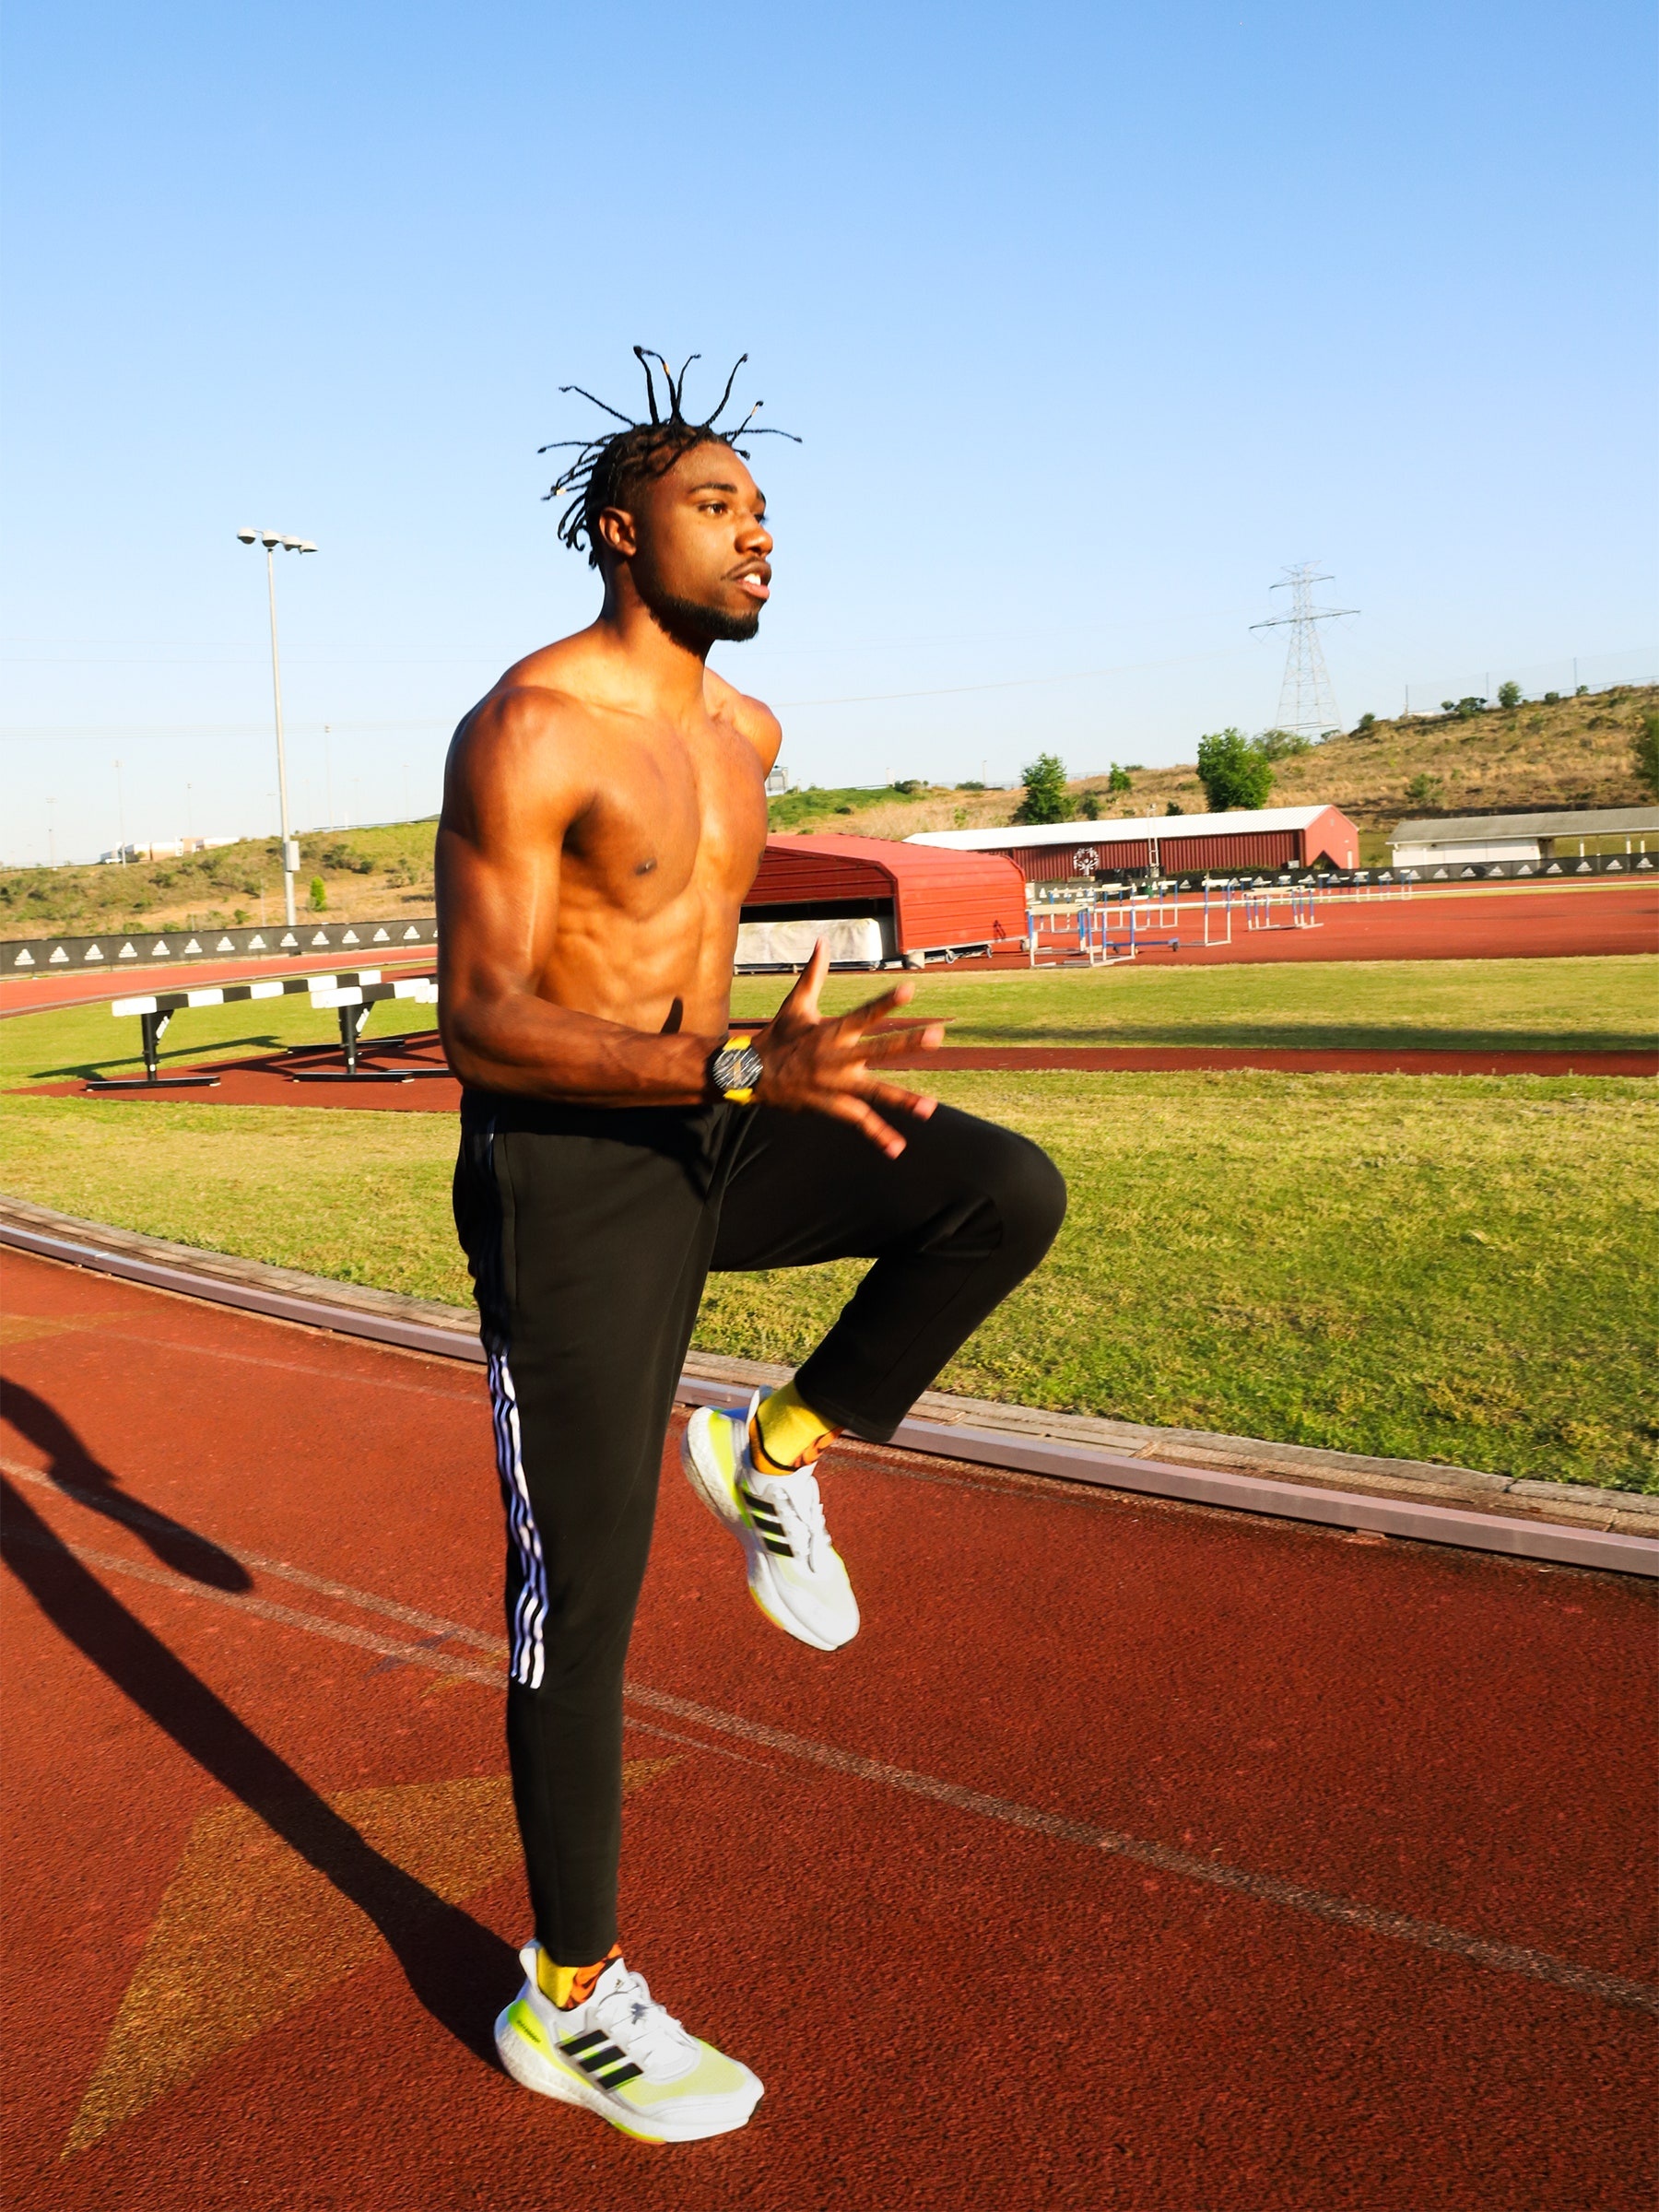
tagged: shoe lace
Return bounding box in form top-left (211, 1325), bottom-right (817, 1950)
top-left (592, 1968), bottom-right (697, 2074)
top-left (768, 1469), bottom-right (830, 1574)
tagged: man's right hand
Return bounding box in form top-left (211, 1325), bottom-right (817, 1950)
top-left (751, 942), bottom-right (947, 1159)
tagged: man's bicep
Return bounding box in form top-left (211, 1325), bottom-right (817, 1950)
top-left (438, 697), bottom-right (588, 993)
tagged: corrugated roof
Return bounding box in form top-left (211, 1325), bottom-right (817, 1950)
top-left (909, 805), bottom-right (1341, 851)
top-left (1390, 806), bottom-right (1659, 843)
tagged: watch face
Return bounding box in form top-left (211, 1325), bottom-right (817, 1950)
top-left (715, 1043), bottom-right (763, 1095)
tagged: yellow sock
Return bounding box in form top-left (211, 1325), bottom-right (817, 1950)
top-left (536, 1940), bottom-right (622, 2010)
top-left (752, 1381), bottom-right (840, 1474)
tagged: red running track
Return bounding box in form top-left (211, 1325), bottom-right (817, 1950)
top-left (991, 882), bottom-right (1658, 967)
top-left (26, 1032), bottom-right (1656, 1112)
top-left (3, 1251), bottom-right (1653, 2209)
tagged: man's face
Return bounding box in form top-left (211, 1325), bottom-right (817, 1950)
top-left (604, 441), bottom-right (773, 646)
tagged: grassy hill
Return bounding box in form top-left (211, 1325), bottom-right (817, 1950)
top-left (0, 818), bottom-right (440, 940)
top-left (768, 683), bottom-right (1659, 856)
top-left (4, 684), bottom-right (1653, 938)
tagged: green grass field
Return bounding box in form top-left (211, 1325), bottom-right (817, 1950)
top-left (733, 954), bottom-right (1658, 1053)
top-left (5, 953), bottom-right (1650, 1088)
top-left (3, 1071), bottom-right (1653, 1491)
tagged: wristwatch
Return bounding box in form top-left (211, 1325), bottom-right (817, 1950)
top-left (708, 1037), bottom-right (765, 1105)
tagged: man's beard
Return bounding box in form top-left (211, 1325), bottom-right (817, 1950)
top-left (638, 578), bottom-right (760, 650)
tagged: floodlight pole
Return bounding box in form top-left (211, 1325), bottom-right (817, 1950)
top-left (264, 543), bottom-right (297, 924)
top-left (238, 527), bottom-right (316, 927)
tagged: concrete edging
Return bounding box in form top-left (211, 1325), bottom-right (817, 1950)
top-left (1, 1199), bottom-right (1653, 1581)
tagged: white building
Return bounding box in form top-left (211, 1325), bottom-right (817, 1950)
top-left (1389, 806), bottom-right (1659, 869)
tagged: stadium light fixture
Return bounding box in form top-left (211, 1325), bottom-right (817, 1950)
top-left (237, 526), bottom-right (319, 928)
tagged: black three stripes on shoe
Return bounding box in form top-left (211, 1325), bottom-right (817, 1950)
top-left (738, 1485), bottom-right (795, 1558)
top-left (560, 2029), bottom-right (644, 2088)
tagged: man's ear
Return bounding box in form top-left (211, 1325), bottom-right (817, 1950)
top-left (595, 505), bottom-right (637, 560)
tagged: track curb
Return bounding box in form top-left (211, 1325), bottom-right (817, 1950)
top-left (2, 1200), bottom-right (1653, 1581)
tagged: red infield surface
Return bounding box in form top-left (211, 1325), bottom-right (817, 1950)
top-left (28, 1033), bottom-right (1656, 1110)
top-left (3, 1251), bottom-right (1653, 2211)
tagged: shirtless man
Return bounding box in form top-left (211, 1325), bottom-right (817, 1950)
top-left (437, 364), bottom-right (1066, 2144)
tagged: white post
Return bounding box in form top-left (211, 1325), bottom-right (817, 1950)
top-left (265, 546), bottom-right (297, 927)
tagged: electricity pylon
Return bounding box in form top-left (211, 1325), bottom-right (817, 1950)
top-left (1250, 563), bottom-right (1358, 737)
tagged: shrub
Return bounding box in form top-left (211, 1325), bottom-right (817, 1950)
top-left (1013, 753), bottom-right (1073, 825)
top-left (1258, 728), bottom-right (1312, 760)
top-left (1498, 680), bottom-right (1523, 709)
top-left (1543, 690), bottom-right (1561, 704)
top-left (890, 779), bottom-right (924, 796)
top-left (1107, 763), bottom-right (1133, 793)
top-left (1195, 728), bottom-right (1274, 810)
top-left (318, 840), bottom-right (373, 874)
top-left (1165, 802), bottom-right (1184, 817)
top-left (1632, 712), bottom-right (1659, 799)
top-left (1440, 697), bottom-right (1487, 721)
top-left (1406, 773), bottom-right (1444, 807)
top-left (956, 780), bottom-right (985, 792)
top-left (308, 877), bottom-right (327, 912)
top-left (1354, 712), bottom-right (1376, 733)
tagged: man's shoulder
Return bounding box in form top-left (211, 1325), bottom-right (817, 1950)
top-left (704, 666), bottom-right (782, 765)
top-left (456, 637), bottom-right (618, 757)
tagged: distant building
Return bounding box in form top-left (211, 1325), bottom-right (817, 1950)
top-left (1389, 806), bottom-right (1659, 869)
top-left (764, 765), bottom-right (793, 796)
top-left (907, 804), bottom-right (1359, 884)
top-left (98, 835), bottom-right (240, 865)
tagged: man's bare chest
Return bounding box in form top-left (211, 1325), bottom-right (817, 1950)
top-left (560, 724), bottom-right (767, 916)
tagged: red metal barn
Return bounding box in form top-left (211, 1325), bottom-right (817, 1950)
top-left (738, 834), bottom-right (1027, 969)
top-left (908, 804), bottom-right (1359, 883)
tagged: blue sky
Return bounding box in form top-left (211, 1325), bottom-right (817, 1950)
top-left (3, 0), bottom-right (1654, 862)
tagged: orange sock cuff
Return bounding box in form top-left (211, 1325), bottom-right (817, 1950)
top-left (537, 1939), bottom-right (622, 2010)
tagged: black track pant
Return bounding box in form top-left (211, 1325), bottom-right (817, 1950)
top-left (453, 1091), bottom-right (1066, 1962)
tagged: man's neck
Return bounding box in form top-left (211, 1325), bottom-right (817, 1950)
top-left (594, 578), bottom-right (711, 717)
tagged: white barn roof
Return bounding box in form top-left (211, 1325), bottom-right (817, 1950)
top-left (909, 805), bottom-right (1339, 852)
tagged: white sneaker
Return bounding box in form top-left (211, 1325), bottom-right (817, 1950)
top-left (495, 1946), bottom-right (763, 2143)
top-left (680, 1392), bottom-right (860, 1652)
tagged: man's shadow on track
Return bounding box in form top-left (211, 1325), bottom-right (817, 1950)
top-left (1, 1385), bottom-right (517, 2066)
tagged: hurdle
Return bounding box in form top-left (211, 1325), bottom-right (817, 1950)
top-left (1242, 886), bottom-right (1320, 932)
top-left (1202, 878), bottom-right (1235, 946)
top-left (1026, 903), bottom-right (1095, 968)
top-left (1089, 896), bottom-right (1181, 963)
top-left (89, 971), bottom-right (391, 1090)
top-left (295, 975), bottom-right (442, 1080)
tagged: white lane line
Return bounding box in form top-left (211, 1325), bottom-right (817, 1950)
top-left (4, 1524), bottom-right (501, 1685)
top-left (621, 1682), bottom-right (1659, 2018)
top-left (7, 1476), bottom-right (1654, 2020)
top-left (4, 1465), bottom-right (502, 1651)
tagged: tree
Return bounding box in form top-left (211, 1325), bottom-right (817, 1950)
top-left (1633, 711), bottom-right (1659, 799)
top-left (1441, 697), bottom-right (1487, 721)
top-left (1195, 728), bottom-right (1274, 811)
top-left (1014, 753), bottom-right (1073, 825)
top-left (1258, 728), bottom-right (1312, 760)
top-left (1107, 763), bottom-right (1132, 793)
top-left (1076, 788), bottom-right (1102, 820)
top-left (1498, 680), bottom-right (1523, 709)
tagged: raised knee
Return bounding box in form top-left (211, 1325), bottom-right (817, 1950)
top-left (982, 1127), bottom-right (1067, 1262)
